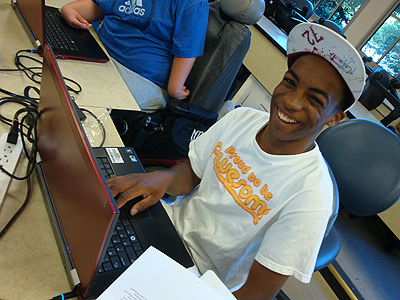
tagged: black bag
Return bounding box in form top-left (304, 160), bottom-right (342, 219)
top-left (111, 99), bottom-right (218, 160)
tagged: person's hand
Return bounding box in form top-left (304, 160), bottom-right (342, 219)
top-left (107, 171), bottom-right (171, 215)
top-left (61, 6), bottom-right (92, 30)
top-left (175, 86), bottom-right (190, 100)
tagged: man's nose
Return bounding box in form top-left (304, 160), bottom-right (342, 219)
top-left (283, 91), bottom-right (304, 111)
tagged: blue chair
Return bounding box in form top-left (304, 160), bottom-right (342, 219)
top-left (314, 164), bottom-right (340, 272)
top-left (278, 118), bottom-right (400, 299)
top-left (276, 160), bottom-right (340, 300)
top-left (315, 118), bottom-right (400, 298)
top-left (316, 119), bottom-right (400, 217)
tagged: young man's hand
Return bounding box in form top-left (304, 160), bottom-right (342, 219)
top-left (106, 161), bottom-right (200, 216)
top-left (61, 6), bottom-right (92, 30)
top-left (107, 171), bottom-right (172, 216)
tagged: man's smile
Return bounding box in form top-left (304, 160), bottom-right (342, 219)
top-left (277, 109), bottom-right (299, 124)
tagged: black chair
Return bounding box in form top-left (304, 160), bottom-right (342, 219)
top-left (265, 0), bottom-right (314, 34)
top-left (184, 0), bottom-right (265, 113)
top-left (358, 66), bottom-right (400, 127)
top-left (112, 0), bottom-right (265, 162)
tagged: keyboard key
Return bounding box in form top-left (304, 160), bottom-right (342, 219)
top-left (118, 229), bottom-right (128, 239)
top-left (115, 222), bottom-right (123, 231)
top-left (132, 242), bottom-right (142, 252)
top-left (102, 262), bottom-right (113, 272)
top-left (111, 235), bottom-right (122, 245)
top-left (107, 246), bottom-right (117, 257)
top-left (119, 252), bottom-right (130, 267)
top-left (125, 225), bottom-right (135, 235)
top-left (102, 254), bottom-right (110, 263)
top-left (114, 243), bottom-right (124, 253)
top-left (122, 238), bottom-right (131, 247)
top-left (111, 256), bottom-right (123, 269)
top-left (125, 246), bottom-right (137, 263)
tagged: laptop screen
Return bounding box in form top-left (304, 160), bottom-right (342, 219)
top-left (14, 0), bottom-right (45, 47)
top-left (37, 44), bottom-right (118, 297)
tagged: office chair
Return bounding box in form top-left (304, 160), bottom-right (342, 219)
top-left (358, 63), bottom-right (400, 127)
top-left (314, 164), bottom-right (340, 272)
top-left (313, 118), bottom-right (400, 299)
top-left (316, 119), bottom-right (400, 217)
top-left (265, 0), bottom-right (314, 34)
top-left (275, 163), bottom-right (341, 300)
top-left (112, 0), bottom-right (265, 161)
top-left (278, 119), bottom-right (400, 299)
top-left (184, 0), bottom-right (265, 113)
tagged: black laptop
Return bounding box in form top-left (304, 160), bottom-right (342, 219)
top-left (12, 0), bottom-right (109, 62)
top-left (36, 44), bottom-right (193, 299)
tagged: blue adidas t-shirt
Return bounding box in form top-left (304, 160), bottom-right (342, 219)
top-left (92, 0), bottom-right (209, 89)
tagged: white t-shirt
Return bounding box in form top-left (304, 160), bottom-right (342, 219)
top-left (170, 107), bottom-right (333, 290)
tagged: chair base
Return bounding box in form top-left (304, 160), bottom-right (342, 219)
top-left (276, 261), bottom-right (364, 300)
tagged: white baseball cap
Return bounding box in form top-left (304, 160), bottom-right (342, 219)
top-left (287, 22), bottom-right (366, 111)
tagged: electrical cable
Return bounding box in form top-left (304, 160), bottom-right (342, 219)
top-left (0, 48), bottom-right (107, 239)
top-left (0, 49), bottom-right (82, 94)
top-left (49, 286), bottom-right (79, 300)
top-left (0, 161), bottom-right (33, 240)
top-left (0, 84), bottom-right (39, 240)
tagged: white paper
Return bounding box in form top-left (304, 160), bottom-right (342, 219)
top-left (97, 246), bottom-right (232, 300)
top-left (201, 271), bottom-right (237, 300)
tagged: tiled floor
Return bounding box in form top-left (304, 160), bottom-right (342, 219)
top-left (279, 208), bottom-right (400, 300)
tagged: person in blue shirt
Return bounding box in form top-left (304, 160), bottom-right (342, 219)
top-left (61, 0), bottom-right (209, 111)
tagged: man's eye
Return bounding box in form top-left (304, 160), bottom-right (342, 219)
top-left (284, 77), bottom-right (295, 86)
top-left (310, 96), bottom-right (324, 107)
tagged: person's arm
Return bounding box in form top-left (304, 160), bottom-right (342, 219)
top-left (233, 260), bottom-right (288, 300)
top-left (107, 160), bottom-right (200, 215)
top-left (167, 56), bottom-right (196, 100)
top-left (61, 0), bottom-right (104, 30)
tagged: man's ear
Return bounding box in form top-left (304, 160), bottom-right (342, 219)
top-left (326, 110), bottom-right (346, 127)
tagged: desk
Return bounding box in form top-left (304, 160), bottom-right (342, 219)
top-left (243, 17), bottom-right (400, 241)
top-left (0, 0), bottom-right (135, 299)
top-left (1, 0), bottom-right (139, 111)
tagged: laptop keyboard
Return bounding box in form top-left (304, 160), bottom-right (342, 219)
top-left (99, 209), bottom-right (144, 273)
top-left (96, 156), bottom-right (145, 274)
top-left (44, 8), bottom-right (80, 52)
top-left (97, 157), bottom-right (115, 179)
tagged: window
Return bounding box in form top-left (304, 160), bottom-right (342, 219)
top-left (310, 1), bottom-right (400, 78)
top-left (310, 0), bottom-right (367, 28)
top-left (361, 4), bottom-right (400, 77)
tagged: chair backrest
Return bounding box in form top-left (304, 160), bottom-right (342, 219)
top-left (323, 161), bottom-right (339, 240)
top-left (184, 0), bottom-right (264, 113)
top-left (316, 119), bottom-right (400, 217)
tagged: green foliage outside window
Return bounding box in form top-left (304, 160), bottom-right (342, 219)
top-left (361, 4), bottom-right (400, 77)
top-left (310, 0), bottom-right (400, 77)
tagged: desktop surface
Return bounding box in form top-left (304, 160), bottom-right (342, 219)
top-left (0, 0), bottom-right (135, 298)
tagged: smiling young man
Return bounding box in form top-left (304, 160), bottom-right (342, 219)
top-left (107, 23), bottom-right (366, 299)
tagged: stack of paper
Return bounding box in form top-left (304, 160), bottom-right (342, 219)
top-left (97, 246), bottom-right (236, 300)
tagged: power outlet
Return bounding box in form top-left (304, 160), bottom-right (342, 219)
top-left (0, 133), bottom-right (23, 209)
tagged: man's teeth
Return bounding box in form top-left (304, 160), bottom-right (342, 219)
top-left (278, 110), bottom-right (298, 124)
